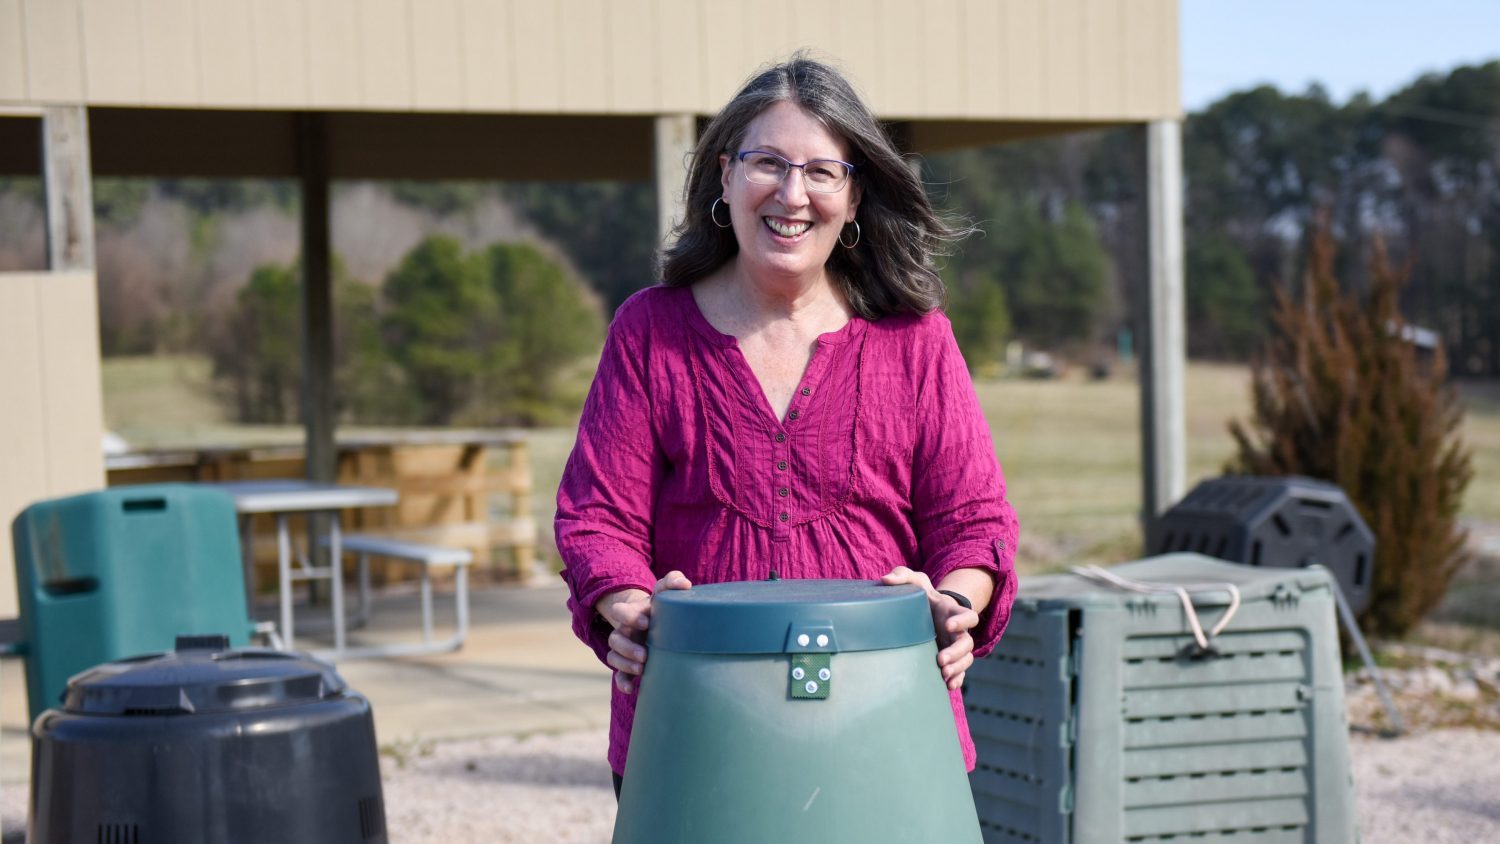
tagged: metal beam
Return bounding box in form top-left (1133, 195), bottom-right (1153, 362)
top-left (42, 106), bottom-right (95, 271)
top-left (297, 113), bottom-right (335, 484)
top-left (1139, 119), bottom-right (1186, 549)
top-left (654, 114), bottom-right (697, 246)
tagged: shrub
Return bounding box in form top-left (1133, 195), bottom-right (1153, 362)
top-left (381, 236), bottom-right (503, 425)
top-left (946, 268), bottom-right (1012, 375)
top-left (483, 242), bottom-right (604, 424)
top-left (1227, 227), bottom-right (1473, 639)
top-left (211, 263), bottom-right (300, 423)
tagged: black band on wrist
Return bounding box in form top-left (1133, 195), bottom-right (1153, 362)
top-left (939, 589), bottom-right (973, 610)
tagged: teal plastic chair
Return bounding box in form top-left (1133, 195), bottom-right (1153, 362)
top-left (11, 484), bottom-right (269, 721)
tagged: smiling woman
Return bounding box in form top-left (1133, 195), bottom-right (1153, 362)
top-left (711, 102), bottom-right (861, 301)
top-left (554, 54), bottom-right (1021, 795)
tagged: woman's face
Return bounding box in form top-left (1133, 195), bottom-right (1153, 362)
top-left (719, 101), bottom-right (861, 287)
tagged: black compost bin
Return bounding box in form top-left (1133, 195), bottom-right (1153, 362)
top-left (1153, 475), bottom-right (1376, 613)
top-left (30, 635), bottom-right (387, 844)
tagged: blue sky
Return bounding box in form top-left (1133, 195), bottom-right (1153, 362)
top-left (1182, 0), bottom-right (1500, 110)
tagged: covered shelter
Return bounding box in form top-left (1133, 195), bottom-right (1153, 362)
top-left (0, 0), bottom-right (1185, 615)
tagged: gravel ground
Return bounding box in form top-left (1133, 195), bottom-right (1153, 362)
top-left (1350, 728), bottom-right (1500, 843)
top-left (4, 727), bottom-right (1498, 841)
top-left (378, 728), bottom-right (1500, 843)
top-left (380, 731), bottom-right (615, 843)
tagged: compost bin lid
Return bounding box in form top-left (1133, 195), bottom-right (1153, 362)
top-left (61, 634), bottom-right (347, 716)
top-left (648, 579), bottom-right (934, 655)
top-left (1017, 553), bottom-right (1335, 609)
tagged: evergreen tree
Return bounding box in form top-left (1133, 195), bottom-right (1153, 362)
top-left (1228, 228), bottom-right (1473, 638)
top-left (945, 268), bottom-right (1012, 374)
top-left (334, 274), bottom-right (415, 424)
top-left (381, 236), bottom-right (502, 425)
top-left (501, 182), bottom-right (657, 310)
top-left (1186, 233), bottom-right (1263, 358)
top-left (212, 263), bottom-right (300, 423)
top-left (484, 242), bottom-right (605, 423)
top-left (1006, 201), bottom-right (1111, 348)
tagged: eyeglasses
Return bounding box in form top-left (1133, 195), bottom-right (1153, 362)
top-left (735, 150), bottom-right (855, 193)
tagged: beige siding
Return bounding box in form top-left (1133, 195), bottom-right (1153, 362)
top-left (509, 0), bottom-right (561, 111)
top-left (22, 0), bottom-right (85, 101)
top-left (653, 0), bottom-right (702, 113)
top-left (921, 0), bottom-right (965, 117)
top-left (606, 0), bottom-right (654, 113)
top-left (411, 0), bottom-right (465, 111)
top-left (698, 2), bottom-right (749, 113)
top-left (559, 0), bottom-right (608, 113)
top-left (251, 0), bottom-right (311, 107)
top-left (198, 0), bottom-right (258, 107)
top-left (459, 0), bottom-right (513, 110)
top-left (306, 0), bottom-right (360, 107)
top-left (140, 0), bottom-right (200, 105)
top-left (1084, 0), bottom-right (1125, 117)
top-left (960, 0), bottom-right (1003, 117)
top-left (5, 0), bottom-right (1179, 120)
top-left (357, 0), bottom-right (413, 109)
top-left (1138, 0), bottom-right (1180, 118)
top-left (1001, 1), bottom-right (1044, 117)
top-left (0, 271), bottom-right (106, 618)
top-left (0, 1), bottom-right (29, 102)
top-left (1045, 0), bottom-right (1086, 119)
top-left (81, 0), bottom-right (144, 104)
top-left (508, 1), bottom-right (560, 113)
top-left (827, 2), bottom-right (878, 108)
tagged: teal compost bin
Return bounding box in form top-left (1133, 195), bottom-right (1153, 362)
top-left (613, 579), bottom-right (981, 844)
top-left (11, 484), bottom-right (259, 721)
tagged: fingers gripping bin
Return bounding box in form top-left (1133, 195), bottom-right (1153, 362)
top-left (614, 580), bottom-right (982, 844)
top-left (965, 554), bottom-right (1357, 844)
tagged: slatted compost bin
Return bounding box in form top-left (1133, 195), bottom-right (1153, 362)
top-left (966, 554), bottom-right (1357, 844)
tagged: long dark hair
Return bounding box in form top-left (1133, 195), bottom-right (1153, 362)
top-left (660, 53), bottom-right (965, 318)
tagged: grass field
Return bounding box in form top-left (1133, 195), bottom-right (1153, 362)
top-left (103, 355), bottom-right (1499, 576)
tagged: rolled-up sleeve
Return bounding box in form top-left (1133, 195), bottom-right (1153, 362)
top-left (910, 319), bottom-right (1020, 659)
top-left (555, 299), bottom-right (664, 664)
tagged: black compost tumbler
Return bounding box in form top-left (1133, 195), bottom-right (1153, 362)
top-left (30, 635), bottom-right (387, 843)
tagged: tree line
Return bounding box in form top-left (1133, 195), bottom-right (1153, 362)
top-left (212, 238), bottom-right (603, 427)
top-left (934, 60), bottom-right (1500, 374)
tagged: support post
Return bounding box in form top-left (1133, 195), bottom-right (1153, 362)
top-left (1139, 119), bottom-right (1186, 550)
top-left (297, 113), bottom-right (336, 484)
top-left (42, 106), bottom-right (95, 271)
top-left (654, 114), bottom-right (696, 246)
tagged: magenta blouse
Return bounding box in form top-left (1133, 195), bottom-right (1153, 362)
top-left (555, 285), bottom-right (1019, 775)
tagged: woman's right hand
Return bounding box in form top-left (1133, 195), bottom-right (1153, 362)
top-left (595, 571), bottom-right (693, 694)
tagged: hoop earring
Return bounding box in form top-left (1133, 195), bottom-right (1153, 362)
top-left (839, 220), bottom-right (861, 249)
top-left (710, 197), bottom-right (732, 229)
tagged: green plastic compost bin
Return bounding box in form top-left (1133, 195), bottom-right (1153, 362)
top-left (614, 579), bottom-right (981, 844)
top-left (10, 484), bottom-right (257, 721)
top-left (966, 554), bottom-right (1357, 843)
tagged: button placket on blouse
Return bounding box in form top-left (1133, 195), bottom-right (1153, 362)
top-left (772, 384), bottom-right (811, 540)
top-left (773, 425), bottom-right (791, 540)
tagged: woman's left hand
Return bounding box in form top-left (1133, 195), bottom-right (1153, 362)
top-left (880, 567), bottom-right (980, 691)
